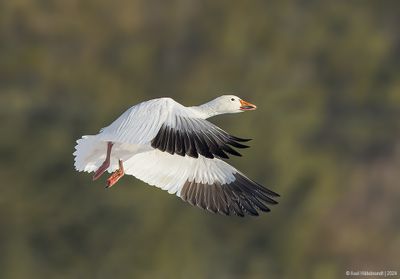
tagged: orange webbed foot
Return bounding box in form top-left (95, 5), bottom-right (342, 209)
top-left (106, 160), bottom-right (125, 188)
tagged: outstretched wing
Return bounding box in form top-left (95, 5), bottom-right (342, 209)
top-left (150, 115), bottom-right (250, 159)
top-left (98, 98), bottom-right (250, 159)
top-left (123, 150), bottom-right (279, 217)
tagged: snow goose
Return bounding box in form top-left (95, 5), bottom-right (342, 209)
top-left (74, 95), bottom-right (279, 216)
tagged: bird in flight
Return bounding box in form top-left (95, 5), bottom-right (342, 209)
top-left (74, 95), bottom-right (279, 216)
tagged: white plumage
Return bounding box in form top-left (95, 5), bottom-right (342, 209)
top-left (73, 95), bottom-right (279, 217)
top-left (123, 150), bottom-right (237, 195)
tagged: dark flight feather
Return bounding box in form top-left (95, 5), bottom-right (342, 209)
top-left (151, 116), bottom-right (250, 159)
top-left (180, 173), bottom-right (279, 217)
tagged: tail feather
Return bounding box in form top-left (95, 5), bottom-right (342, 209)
top-left (73, 136), bottom-right (110, 172)
top-left (73, 136), bottom-right (140, 173)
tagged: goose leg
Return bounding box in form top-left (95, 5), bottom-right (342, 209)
top-left (106, 159), bottom-right (125, 188)
top-left (93, 142), bottom-right (113, 181)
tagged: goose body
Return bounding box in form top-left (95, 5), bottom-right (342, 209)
top-left (73, 95), bottom-right (279, 217)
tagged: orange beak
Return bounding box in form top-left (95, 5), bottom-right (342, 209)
top-left (239, 99), bottom-right (257, 111)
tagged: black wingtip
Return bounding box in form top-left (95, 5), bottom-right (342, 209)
top-left (230, 135), bottom-right (252, 142)
top-left (229, 142), bottom-right (250, 149)
top-left (266, 188), bottom-right (280, 198)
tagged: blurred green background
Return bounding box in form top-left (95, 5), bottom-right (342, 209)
top-left (1, 1), bottom-right (400, 278)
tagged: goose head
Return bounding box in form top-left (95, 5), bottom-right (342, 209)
top-left (207, 95), bottom-right (257, 114)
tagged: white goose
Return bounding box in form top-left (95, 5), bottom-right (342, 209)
top-left (74, 95), bottom-right (279, 216)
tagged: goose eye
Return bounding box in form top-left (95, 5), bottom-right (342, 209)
top-left (231, 98), bottom-right (235, 101)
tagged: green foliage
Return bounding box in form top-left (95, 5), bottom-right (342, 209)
top-left (1, 1), bottom-right (399, 278)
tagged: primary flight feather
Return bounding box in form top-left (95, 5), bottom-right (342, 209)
top-left (73, 95), bottom-right (279, 217)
